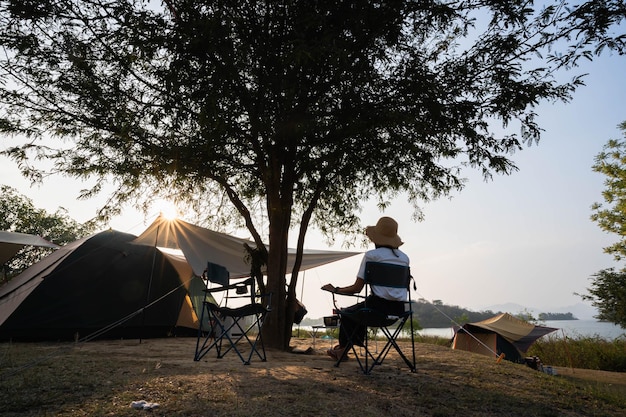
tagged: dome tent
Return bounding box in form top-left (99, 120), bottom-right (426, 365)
top-left (0, 229), bottom-right (203, 341)
top-left (452, 313), bottom-right (558, 363)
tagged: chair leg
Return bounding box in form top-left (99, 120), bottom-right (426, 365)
top-left (195, 303), bottom-right (217, 361)
top-left (195, 310), bottom-right (264, 364)
top-left (195, 313), bottom-right (232, 361)
top-left (358, 324), bottom-right (417, 373)
top-left (194, 303), bottom-right (208, 361)
top-left (233, 314), bottom-right (267, 364)
top-left (219, 315), bottom-right (267, 364)
top-left (334, 327), bottom-right (373, 374)
top-left (334, 313), bottom-right (416, 374)
top-left (372, 324), bottom-right (416, 373)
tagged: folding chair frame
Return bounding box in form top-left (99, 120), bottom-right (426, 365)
top-left (330, 262), bottom-right (416, 374)
top-left (194, 268), bottom-right (271, 365)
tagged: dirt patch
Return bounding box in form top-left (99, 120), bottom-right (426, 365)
top-left (2, 337), bottom-right (625, 416)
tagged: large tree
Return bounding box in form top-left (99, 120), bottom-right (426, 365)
top-left (0, 1), bottom-right (624, 348)
top-left (585, 121), bottom-right (626, 328)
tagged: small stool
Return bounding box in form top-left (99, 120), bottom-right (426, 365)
top-left (312, 324), bottom-right (338, 349)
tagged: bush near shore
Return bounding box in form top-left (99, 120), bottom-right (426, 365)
top-left (529, 336), bottom-right (626, 372)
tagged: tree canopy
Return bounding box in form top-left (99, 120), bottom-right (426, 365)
top-left (1, 1), bottom-right (625, 348)
top-left (0, 185), bottom-right (94, 281)
top-left (582, 268), bottom-right (626, 328)
top-left (585, 121), bottom-right (626, 328)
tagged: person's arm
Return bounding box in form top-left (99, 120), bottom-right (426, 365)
top-left (321, 277), bottom-right (364, 295)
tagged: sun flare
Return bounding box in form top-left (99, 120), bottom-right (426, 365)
top-left (154, 199), bottom-right (179, 220)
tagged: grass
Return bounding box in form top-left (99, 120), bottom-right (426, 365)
top-left (0, 336), bottom-right (625, 416)
top-left (528, 335), bottom-right (626, 372)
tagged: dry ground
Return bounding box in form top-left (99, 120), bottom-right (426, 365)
top-left (1, 336), bottom-right (625, 416)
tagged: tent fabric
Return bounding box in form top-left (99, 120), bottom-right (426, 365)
top-left (0, 230), bottom-right (204, 341)
top-left (452, 313), bottom-right (558, 363)
top-left (452, 327), bottom-right (528, 363)
top-left (0, 217), bottom-right (360, 341)
top-left (132, 216), bottom-right (361, 278)
top-left (468, 312), bottom-right (558, 353)
top-left (0, 231), bottom-right (59, 264)
top-left (452, 332), bottom-right (497, 358)
top-left (0, 235), bottom-right (86, 326)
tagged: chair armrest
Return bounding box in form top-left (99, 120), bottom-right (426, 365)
top-left (204, 277), bottom-right (254, 293)
top-left (322, 287), bottom-right (363, 310)
top-left (321, 286), bottom-right (363, 298)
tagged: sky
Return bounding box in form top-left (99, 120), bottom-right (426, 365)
top-left (1, 51), bottom-right (625, 321)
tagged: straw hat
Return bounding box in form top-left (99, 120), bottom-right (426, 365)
top-left (365, 216), bottom-right (403, 248)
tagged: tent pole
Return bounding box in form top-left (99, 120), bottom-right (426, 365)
top-left (295, 270), bottom-right (306, 338)
top-left (141, 218), bottom-right (160, 343)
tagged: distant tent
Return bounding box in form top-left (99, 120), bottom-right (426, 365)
top-left (0, 231), bottom-right (59, 264)
top-left (0, 229), bottom-right (204, 341)
top-left (451, 313), bottom-right (558, 363)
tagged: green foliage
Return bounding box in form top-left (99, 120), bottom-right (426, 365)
top-left (401, 317), bottom-right (422, 338)
top-left (585, 121), bottom-right (626, 329)
top-left (415, 334), bottom-right (454, 347)
top-left (1, 1), bottom-right (624, 348)
top-left (529, 335), bottom-right (626, 372)
top-left (454, 312), bottom-right (470, 325)
top-left (0, 185), bottom-right (95, 280)
top-left (581, 268), bottom-right (626, 328)
top-left (591, 121), bottom-right (626, 262)
top-left (538, 312), bottom-right (577, 320)
top-left (515, 308), bottom-right (538, 323)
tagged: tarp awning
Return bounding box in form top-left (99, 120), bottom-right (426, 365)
top-left (0, 231), bottom-right (59, 264)
top-left (462, 313), bottom-right (558, 353)
top-left (132, 216), bottom-right (361, 277)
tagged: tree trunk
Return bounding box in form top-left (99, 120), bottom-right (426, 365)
top-left (260, 137), bottom-right (297, 350)
top-left (262, 203), bottom-right (291, 350)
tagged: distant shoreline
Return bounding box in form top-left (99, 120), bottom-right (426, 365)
top-left (544, 318), bottom-right (578, 321)
top-left (298, 316), bottom-right (582, 329)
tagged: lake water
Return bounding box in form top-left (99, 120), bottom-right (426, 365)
top-left (419, 320), bottom-right (625, 341)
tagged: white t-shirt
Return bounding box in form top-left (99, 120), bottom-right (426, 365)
top-left (356, 247), bottom-right (410, 301)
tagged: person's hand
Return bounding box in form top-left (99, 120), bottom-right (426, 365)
top-left (321, 283), bottom-right (336, 292)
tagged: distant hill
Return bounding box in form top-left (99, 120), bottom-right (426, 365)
top-left (410, 300), bottom-right (500, 328)
top-left (298, 299), bottom-right (593, 328)
top-left (412, 300), bottom-right (593, 327)
top-left (483, 302), bottom-right (597, 321)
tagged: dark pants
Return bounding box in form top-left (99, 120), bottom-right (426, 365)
top-left (339, 295), bottom-right (405, 347)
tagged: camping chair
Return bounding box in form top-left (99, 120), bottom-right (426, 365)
top-left (194, 262), bottom-right (271, 365)
top-left (327, 261), bottom-right (416, 374)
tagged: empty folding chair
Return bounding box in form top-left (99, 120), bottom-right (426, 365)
top-left (329, 261), bottom-right (416, 374)
top-left (194, 262), bottom-right (271, 364)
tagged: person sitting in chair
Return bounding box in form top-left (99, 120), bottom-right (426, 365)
top-left (321, 216), bottom-right (410, 361)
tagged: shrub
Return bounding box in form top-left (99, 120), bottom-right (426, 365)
top-left (528, 335), bottom-right (626, 372)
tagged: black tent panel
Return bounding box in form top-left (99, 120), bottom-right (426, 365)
top-left (0, 230), bottom-right (195, 341)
